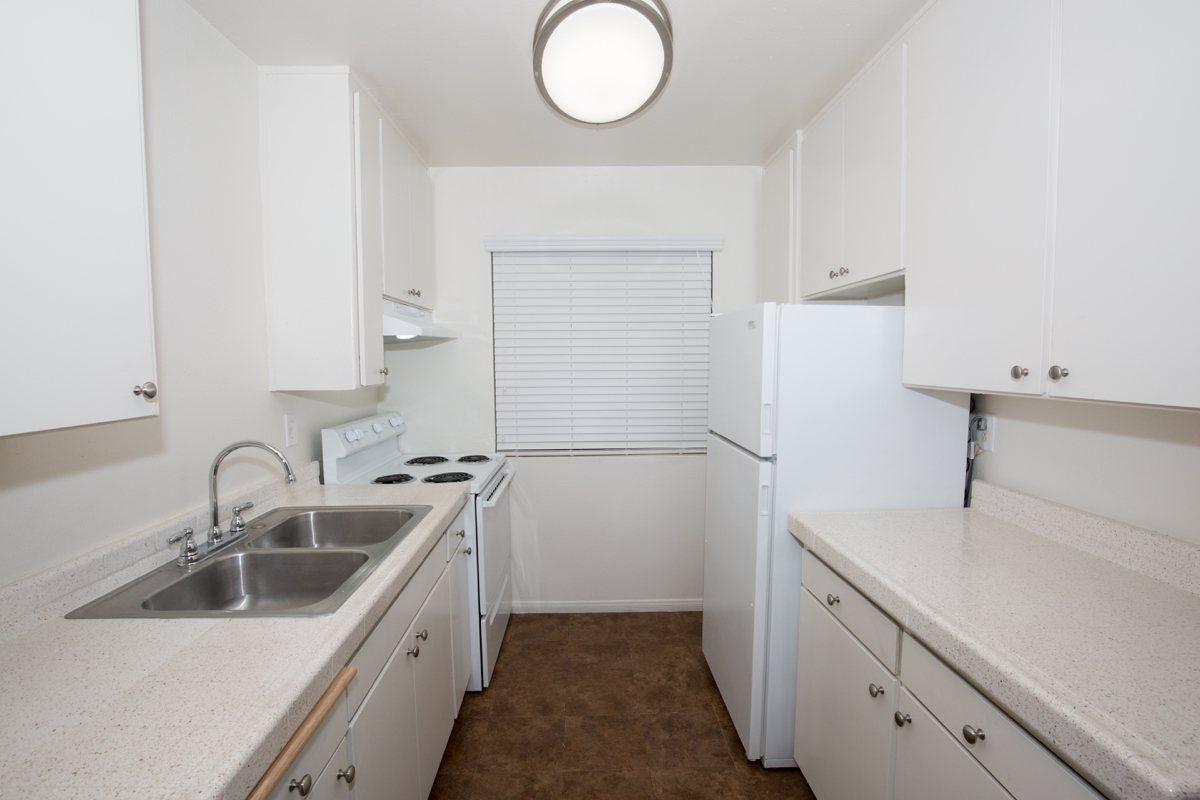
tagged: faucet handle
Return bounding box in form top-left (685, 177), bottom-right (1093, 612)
top-left (168, 528), bottom-right (199, 565)
top-left (230, 502), bottom-right (255, 534)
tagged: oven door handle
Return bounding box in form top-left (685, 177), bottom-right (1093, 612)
top-left (482, 469), bottom-right (514, 507)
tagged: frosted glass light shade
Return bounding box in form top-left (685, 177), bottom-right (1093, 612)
top-left (533, 0), bottom-right (672, 127)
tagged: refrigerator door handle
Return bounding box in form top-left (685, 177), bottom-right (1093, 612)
top-left (759, 483), bottom-right (771, 515)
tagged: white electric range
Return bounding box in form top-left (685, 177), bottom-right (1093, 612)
top-left (321, 412), bottom-right (512, 690)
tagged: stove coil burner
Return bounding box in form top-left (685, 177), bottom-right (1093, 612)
top-left (406, 456), bottom-right (449, 466)
top-left (424, 472), bottom-right (474, 484)
top-left (457, 455), bottom-right (491, 463)
top-left (373, 473), bottom-right (415, 484)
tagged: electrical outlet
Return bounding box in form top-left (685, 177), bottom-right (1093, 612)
top-left (283, 414), bottom-right (298, 448)
top-left (969, 413), bottom-right (997, 453)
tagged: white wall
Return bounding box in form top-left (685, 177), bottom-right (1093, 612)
top-left (974, 395), bottom-right (1200, 545)
top-left (0, 0), bottom-right (379, 586)
top-left (384, 166), bottom-right (762, 608)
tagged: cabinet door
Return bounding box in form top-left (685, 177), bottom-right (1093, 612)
top-left (1, 0), bottom-right (158, 437)
top-left (843, 44), bottom-right (905, 287)
top-left (449, 535), bottom-right (472, 716)
top-left (902, 0), bottom-right (1054, 394)
top-left (348, 633), bottom-right (420, 800)
top-left (309, 738), bottom-right (355, 800)
top-left (793, 591), bottom-right (895, 800)
top-left (409, 165), bottom-right (437, 310)
top-left (413, 569), bottom-right (454, 798)
top-left (1047, 0), bottom-right (1200, 409)
top-left (893, 688), bottom-right (1013, 800)
top-left (380, 119), bottom-right (414, 304)
top-left (798, 103), bottom-right (845, 297)
top-left (353, 89), bottom-right (385, 386)
top-left (759, 138), bottom-right (796, 302)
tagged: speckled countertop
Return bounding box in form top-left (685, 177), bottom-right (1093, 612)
top-left (788, 481), bottom-right (1200, 800)
top-left (0, 470), bottom-right (467, 800)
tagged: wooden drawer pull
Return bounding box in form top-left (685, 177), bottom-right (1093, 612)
top-left (247, 665), bottom-right (357, 800)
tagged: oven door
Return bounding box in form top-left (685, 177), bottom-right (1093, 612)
top-left (477, 467), bottom-right (514, 687)
top-left (477, 467), bottom-right (513, 614)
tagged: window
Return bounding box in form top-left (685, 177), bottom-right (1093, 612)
top-left (492, 247), bottom-right (713, 454)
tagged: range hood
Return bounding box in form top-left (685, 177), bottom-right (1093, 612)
top-left (383, 298), bottom-right (456, 343)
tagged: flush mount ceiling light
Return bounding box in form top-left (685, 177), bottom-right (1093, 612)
top-left (533, 0), bottom-right (673, 127)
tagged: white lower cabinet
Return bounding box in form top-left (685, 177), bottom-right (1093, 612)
top-left (413, 570), bottom-right (455, 798)
top-left (264, 525), bottom-right (465, 800)
top-left (348, 625), bottom-right (421, 800)
top-left (893, 687), bottom-right (1013, 800)
top-left (794, 590), bottom-right (895, 800)
top-left (797, 554), bottom-right (1103, 800)
top-left (309, 738), bottom-right (356, 800)
top-left (449, 533), bottom-right (472, 716)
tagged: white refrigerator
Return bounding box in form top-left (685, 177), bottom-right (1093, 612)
top-left (701, 303), bottom-right (969, 767)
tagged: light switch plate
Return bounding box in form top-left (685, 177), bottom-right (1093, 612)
top-left (283, 414), bottom-right (298, 448)
top-left (969, 413), bottom-right (996, 453)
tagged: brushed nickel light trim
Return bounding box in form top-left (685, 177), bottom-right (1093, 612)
top-left (533, 0), bottom-right (673, 128)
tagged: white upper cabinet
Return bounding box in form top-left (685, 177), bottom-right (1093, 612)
top-left (799, 103), bottom-right (845, 298)
top-left (354, 91), bottom-right (386, 387)
top-left (1047, 0), bottom-right (1200, 409)
top-left (799, 44), bottom-right (905, 299)
top-left (380, 119), bottom-right (436, 309)
top-left (902, 0), bottom-right (1055, 395)
top-left (260, 68), bottom-right (420, 391)
top-left (759, 136), bottom-right (796, 302)
top-left (1, 0), bottom-right (158, 437)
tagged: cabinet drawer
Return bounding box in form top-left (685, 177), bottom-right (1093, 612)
top-left (894, 687), bottom-right (1013, 800)
top-left (266, 703), bottom-right (348, 800)
top-left (347, 533), bottom-right (446, 715)
top-left (803, 554), bottom-right (900, 671)
top-left (901, 635), bottom-right (1102, 800)
top-left (445, 508), bottom-right (467, 562)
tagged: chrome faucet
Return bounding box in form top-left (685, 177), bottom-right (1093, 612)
top-left (208, 440), bottom-right (296, 546)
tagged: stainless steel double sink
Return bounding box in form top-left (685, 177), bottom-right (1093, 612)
top-left (67, 506), bottom-right (431, 619)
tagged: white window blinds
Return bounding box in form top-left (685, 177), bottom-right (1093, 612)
top-left (493, 249), bottom-right (712, 454)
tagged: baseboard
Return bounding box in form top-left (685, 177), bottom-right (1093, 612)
top-left (511, 598), bottom-right (703, 614)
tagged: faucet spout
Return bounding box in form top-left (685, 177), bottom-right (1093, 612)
top-left (208, 440), bottom-right (296, 544)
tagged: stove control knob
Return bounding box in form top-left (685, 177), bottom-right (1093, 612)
top-left (353, 429), bottom-right (365, 440)
top-left (372, 423), bottom-right (384, 434)
top-left (344, 430), bottom-right (357, 443)
top-left (389, 416), bottom-right (403, 427)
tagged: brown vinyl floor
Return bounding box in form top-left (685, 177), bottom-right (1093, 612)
top-left (430, 612), bottom-right (816, 799)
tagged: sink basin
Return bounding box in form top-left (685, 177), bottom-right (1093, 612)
top-left (66, 504), bottom-right (432, 619)
top-left (141, 551), bottom-right (369, 612)
top-left (245, 508), bottom-right (415, 549)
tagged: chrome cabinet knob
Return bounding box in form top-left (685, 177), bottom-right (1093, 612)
top-left (407, 644), bottom-right (420, 658)
top-left (829, 269), bottom-right (837, 280)
top-left (826, 593), bottom-right (840, 606)
top-left (288, 774), bottom-right (313, 796)
top-left (456, 529), bottom-right (466, 539)
top-left (1010, 365), bottom-right (1029, 379)
top-left (416, 628), bottom-right (429, 641)
top-left (132, 381), bottom-right (158, 399)
top-left (962, 724), bottom-right (986, 744)
top-left (1048, 364), bottom-right (1069, 381)
top-left (337, 765), bottom-right (356, 785)
top-left (894, 711), bottom-right (912, 728)
top-left (868, 683), bottom-right (885, 698)
top-left (379, 367), bottom-right (389, 376)
top-left (838, 267), bottom-right (849, 276)
top-left (463, 546), bottom-right (473, 555)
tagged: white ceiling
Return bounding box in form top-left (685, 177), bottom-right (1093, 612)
top-left (184, 0), bottom-right (925, 166)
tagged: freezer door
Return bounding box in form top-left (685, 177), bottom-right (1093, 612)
top-left (708, 304), bottom-right (778, 457)
top-left (702, 432), bottom-right (773, 760)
